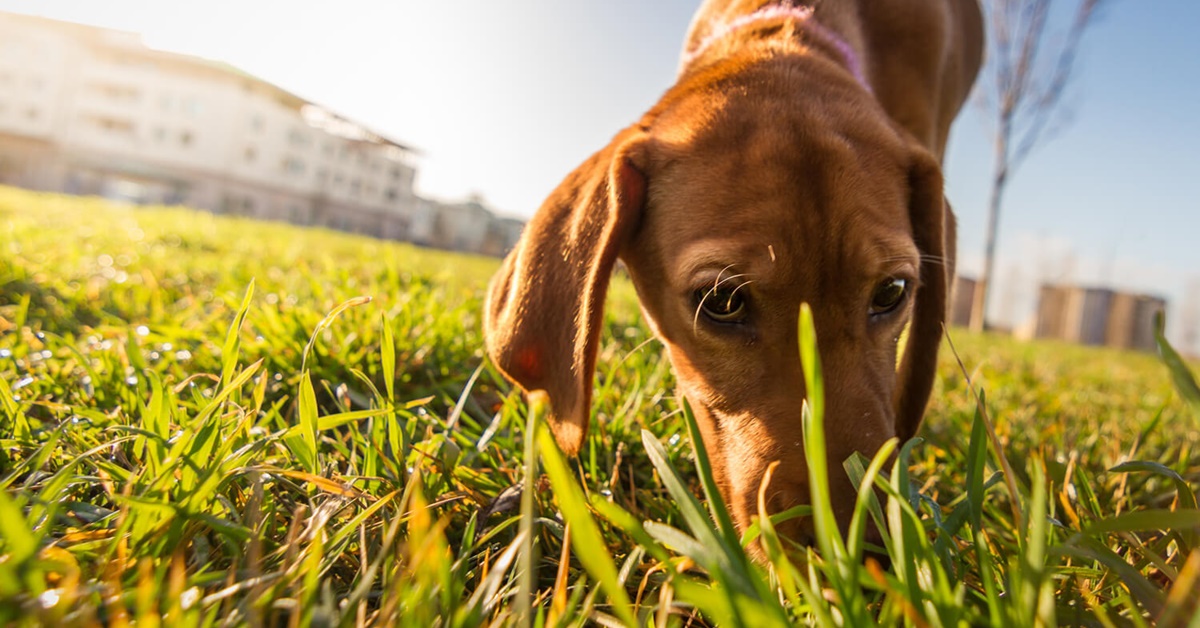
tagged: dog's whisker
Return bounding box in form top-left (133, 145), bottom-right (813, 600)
top-left (692, 283), bottom-right (727, 333)
top-left (730, 279), bottom-right (755, 295)
top-left (692, 296), bottom-right (709, 334)
top-left (714, 263), bottom-right (740, 287)
top-left (714, 272), bottom-right (753, 289)
top-left (872, 254), bottom-right (947, 268)
top-left (691, 277), bottom-right (756, 334)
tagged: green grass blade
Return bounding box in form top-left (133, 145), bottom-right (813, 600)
top-left (680, 398), bottom-right (744, 567)
top-left (0, 491), bottom-right (37, 599)
top-left (298, 520), bottom-right (325, 626)
top-left (381, 311), bottom-right (396, 401)
top-left (739, 504), bottom-right (811, 547)
top-left (192, 358), bottom-right (264, 426)
top-left (797, 304), bottom-right (844, 565)
top-left (966, 396), bottom-right (990, 532)
top-left (295, 372), bottom-right (320, 474)
top-left (753, 462), bottom-right (802, 608)
top-left (1022, 461), bottom-right (1053, 626)
top-left (1056, 540), bottom-right (1165, 617)
top-left (639, 429), bottom-right (725, 556)
top-left (846, 437), bottom-right (898, 563)
top-left (464, 528), bottom-right (527, 618)
top-left (797, 303), bottom-right (877, 622)
top-left (886, 437), bottom-right (930, 616)
top-left (1082, 509), bottom-right (1200, 535)
top-left (1109, 461), bottom-right (1198, 511)
top-left (301, 295), bottom-right (373, 373)
top-left (642, 521), bottom-right (718, 567)
top-left (1110, 460), bottom-right (1199, 552)
top-left (220, 279), bottom-right (255, 388)
top-left (639, 427), bottom-right (760, 619)
top-left (797, 303), bottom-right (824, 422)
top-left (1154, 311), bottom-right (1200, 421)
top-left (275, 407), bottom-right (392, 441)
top-left (140, 373), bottom-right (169, 473)
top-left (0, 488), bottom-right (35, 566)
top-left (0, 374), bottom-right (31, 442)
top-left (537, 424), bottom-right (636, 626)
top-left (1, 429), bottom-right (61, 492)
top-left (670, 578), bottom-right (739, 627)
top-left (589, 496), bottom-right (676, 567)
top-left (517, 391), bottom-right (546, 628)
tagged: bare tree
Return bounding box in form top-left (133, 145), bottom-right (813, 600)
top-left (969, 0), bottom-right (1108, 332)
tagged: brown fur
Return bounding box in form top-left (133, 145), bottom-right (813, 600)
top-left (485, 0), bottom-right (983, 543)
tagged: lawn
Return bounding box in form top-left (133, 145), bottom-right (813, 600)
top-left (1, 184), bottom-right (1198, 626)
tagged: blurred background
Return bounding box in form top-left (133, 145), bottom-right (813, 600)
top-left (0, 0), bottom-right (1196, 355)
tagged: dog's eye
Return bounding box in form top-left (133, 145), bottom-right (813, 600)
top-left (869, 278), bottom-right (908, 316)
top-left (696, 286), bottom-right (748, 322)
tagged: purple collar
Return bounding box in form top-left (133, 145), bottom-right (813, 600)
top-left (681, 4), bottom-right (869, 91)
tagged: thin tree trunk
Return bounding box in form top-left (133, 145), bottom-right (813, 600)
top-left (972, 116), bottom-right (1011, 333)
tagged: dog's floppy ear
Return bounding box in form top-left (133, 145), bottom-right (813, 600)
top-left (484, 131), bottom-right (648, 455)
top-left (894, 149), bottom-right (950, 442)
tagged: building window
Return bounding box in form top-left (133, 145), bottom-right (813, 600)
top-left (283, 157), bottom-right (305, 176)
top-left (179, 131), bottom-right (194, 147)
top-left (26, 107), bottom-right (41, 122)
top-left (389, 166), bottom-right (402, 180)
top-left (152, 127), bottom-right (166, 142)
top-left (288, 128), bottom-right (307, 147)
top-left (90, 82), bottom-right (139, 101)
top-left (316, 168), bottom-right (329, 184)
top-left (1, 40), bottom-right (25, 59)
top-left (250, 114), bottom-right (264, 131)
top-left (384, 188), bottom-right (398, 201)
top-left (349, 179), bottom-right (361, 196)
top-left (244, 146), bottom-right (257, 162)
top-left (113, 55), bottom-right (155, 71)
top-left (183, 97), bottom-right (203, 116)
top-left (85, 115), bottom-right (134, 134)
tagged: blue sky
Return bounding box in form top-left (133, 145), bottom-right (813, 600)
top-left (2, 0), bottom-right (1197, 351)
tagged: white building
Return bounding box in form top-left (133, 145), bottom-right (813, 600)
top-left (0, 11), bottom-right (421, 238)
top-left (409, 195), bottom-right (523, 256)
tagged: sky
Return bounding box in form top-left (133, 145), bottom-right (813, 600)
top-left (2, 0), bottom-right (1197, 352)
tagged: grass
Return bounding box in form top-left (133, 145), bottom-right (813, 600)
top-left (1, 184), bottom-right (1198, 626)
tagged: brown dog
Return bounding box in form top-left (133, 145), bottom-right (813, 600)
top-left (485, 0), bottom-right (983, 543)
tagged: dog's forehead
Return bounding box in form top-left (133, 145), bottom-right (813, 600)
top-left (643, 119), bottom-right (915, 276)
top-left (648, 85), bottom-right (911, 215)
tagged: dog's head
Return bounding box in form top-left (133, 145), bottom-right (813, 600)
top-left (484, 59), bottom-right (950, 541)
